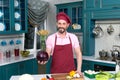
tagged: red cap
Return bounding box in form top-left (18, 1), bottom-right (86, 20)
top-left (56, 12), bottom-right (71, 24)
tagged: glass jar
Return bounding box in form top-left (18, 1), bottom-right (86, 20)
top-left (14, 47), bottom-right (19, 56)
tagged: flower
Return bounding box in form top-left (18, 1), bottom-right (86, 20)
top-left (37, 30), bottom-right (49, 36)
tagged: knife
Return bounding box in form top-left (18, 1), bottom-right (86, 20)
top-left (46, 75), bottom-right (54, 80)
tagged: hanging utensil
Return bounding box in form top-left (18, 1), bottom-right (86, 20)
top-left (92, 25), bottom-right (104, 38)
top-left (107, 24), bottom-right (114, 35)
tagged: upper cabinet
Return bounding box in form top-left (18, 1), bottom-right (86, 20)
top-left (84, 0), bottom-right (120, 11)
top-left (0, 0), bottom-right (27, 34)
top-left (84, 0), bottom-right (100, 10)
top-left (56, 1), bottom-right (83, 33)
top-left (101, 0), bottom-right (120, 9)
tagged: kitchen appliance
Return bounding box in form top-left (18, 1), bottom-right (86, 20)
top-left (94, 64), bottom-right (115, 71)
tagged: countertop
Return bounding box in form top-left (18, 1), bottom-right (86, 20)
top-left (0, 54), bottom-right (116, 66)
top-left (10, 72), bottom-right (115, 80)
top-left (0, 54), bottom-right (35, 66)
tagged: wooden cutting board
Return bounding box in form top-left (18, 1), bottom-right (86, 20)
top-left (51, 73), bottom-right (84, 80)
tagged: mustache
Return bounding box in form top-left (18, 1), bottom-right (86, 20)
top-left (57, 27), bottom-right (65, 30)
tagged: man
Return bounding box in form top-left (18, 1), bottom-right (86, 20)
top-left (39, 12), bottom-right (82, 75)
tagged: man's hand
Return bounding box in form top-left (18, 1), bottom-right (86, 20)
top-left (76, 70), bottom-right (83, 77)
top-left (38, 61), bottom-right (48, 65)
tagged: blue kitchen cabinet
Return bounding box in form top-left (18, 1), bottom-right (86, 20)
top-left (82, 60), bottom-right (94, 72)
top-left (56, 1), bottom-right (83, 33)
top-left (83, 0), bottom-right (120, 56)
top-left (0, 0), bottom-right (28, 34)
top-left (84, 0), bottom-right (120, 11)
top-left (2, 59), bottom-right (38, 80)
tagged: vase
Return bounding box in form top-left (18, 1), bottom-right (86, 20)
top-left (40, 36), bottom-right (46, 51)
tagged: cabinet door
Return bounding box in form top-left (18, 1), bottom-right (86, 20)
top-left (84, 0), bottom-right (100, 10)
top-left (18, 59), bottom-right (38, 74)
top-left (0, 0), bottom-right (11, 33)
top-left (82, 60), bottom-right (94, 72)
top-left (24, 59), bottom-right (38, 74)
top-left (101, 0), bottom-right (120, 9)
top-left (13, 0), bottom-right (28, 33)
top-left (0, 66), bottom-right (3, 80)
top-left (3, 63), bottom-right (19, 80)
top-left (0, 0), bottom-right (27, 34)
top-left (71, 4), bottom-right (83, 32)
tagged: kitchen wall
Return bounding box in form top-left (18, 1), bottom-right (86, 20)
top-left (95, 20), bottom-right (120, 58)
top-left (43, 0), bottom-right (82, 34)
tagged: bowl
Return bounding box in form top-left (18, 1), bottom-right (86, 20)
top-left (20, 50), bottom-right (30, 57)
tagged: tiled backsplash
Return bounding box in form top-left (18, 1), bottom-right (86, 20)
top-left (95, 20), bottom-right (120, 59)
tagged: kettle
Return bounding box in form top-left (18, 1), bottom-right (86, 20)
top-left (99, 49), bottom-right (108, 60)
top-left (111, 45), bottom-right (120, 61)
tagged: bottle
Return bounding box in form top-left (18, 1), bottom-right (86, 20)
top-left (115, 60), bottom-right (120, 73)
top-left (6, 50), bottom-right (11, 58)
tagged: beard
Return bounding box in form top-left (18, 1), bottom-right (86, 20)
top-left (57, 27), bottom-right (66, 34)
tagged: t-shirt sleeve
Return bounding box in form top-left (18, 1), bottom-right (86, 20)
top-left (73, 35), bottom-right (80, 48)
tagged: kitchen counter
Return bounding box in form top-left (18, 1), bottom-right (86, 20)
top-left (0, 54), bottom-right (35, 66)
top-left (10, 72), bottom-right (115, 80)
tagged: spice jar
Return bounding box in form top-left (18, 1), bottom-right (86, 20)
top-left (6, 50), bottom-right (11, 58)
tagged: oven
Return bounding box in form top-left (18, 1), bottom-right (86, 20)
top-left (94, 64), bottom-right (115, 71)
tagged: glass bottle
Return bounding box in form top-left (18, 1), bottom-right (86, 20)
top-left (14, 46), bottom-right (19, 57)
top-left (6, 50), bottom-right (11, 58)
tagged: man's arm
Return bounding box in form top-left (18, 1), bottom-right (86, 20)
top-left (74, 46), bottom-right (82, 74)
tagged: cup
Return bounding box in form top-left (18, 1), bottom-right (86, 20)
top-left (14, 48), bottom-right (19, 56)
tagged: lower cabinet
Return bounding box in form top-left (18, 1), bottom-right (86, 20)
top-left (2, 59), bottom-right (38, 80)
top-left (82, 60), bottom-right (94, 72)
top-left (0, 66), bottom-right (3, 80)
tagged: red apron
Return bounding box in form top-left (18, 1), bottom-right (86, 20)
top-left (51, 35), bottom-right (76, 73)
